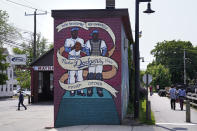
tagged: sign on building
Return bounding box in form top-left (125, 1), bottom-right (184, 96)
top-left (33, 66), bottom-right (54, 71)
top-left (10, 55), bottom-right (27, 65)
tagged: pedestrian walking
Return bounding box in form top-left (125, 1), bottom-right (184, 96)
top-left (169, 85), bottom-right (177, 110)
top-left (178, 86), bottom-right (186, 110)
top-left (149, 86), bottom-right (153, 96)
top-left (17, 91), bottom-right (27, 110)
top-left (156, 85), bottom-right (160, 92)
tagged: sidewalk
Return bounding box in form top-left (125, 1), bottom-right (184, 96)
top-left (149, 93), bottom-right (197, 123)
top-left (0, 98), bottom-right (53, 131)
top-left (1, 96), bottom-right (197, 131)
top-left (149, 92), bottom-right (197, 131)
top-left (48, 124), bottom-right (197, 131)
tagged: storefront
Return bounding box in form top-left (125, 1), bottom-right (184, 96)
top-left (30, 48), bottom-right (54, 103)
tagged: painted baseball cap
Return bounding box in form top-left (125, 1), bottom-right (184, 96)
top-left (71, 27), bottom-right (79, 31)
top-left (91, 30), bottom-right (99, 36)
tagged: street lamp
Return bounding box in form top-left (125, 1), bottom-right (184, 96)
top-left (134, 0), bottom-right (155, 119)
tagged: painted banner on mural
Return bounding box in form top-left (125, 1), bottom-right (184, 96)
top-left (59, 80), bottom-right (118, 97)
top-left (56, 21), bottom-right (115, 45)
top-left (57, 50), bottom-right (118, 71)
top-left (56, 20), bottom-right (119, 98)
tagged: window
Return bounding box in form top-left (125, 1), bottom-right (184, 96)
top-left (38, 72), bottom-right (43, 93)
top-left (10, 70), bottom-right (12, 79)
top-left (1, 85), bottom-right (3, 92)
top-left (50, 73), bottom-right (53, 91)
top-left (13, 85), bottom-right (17, 90)
top-left (10, 84), bottom-right (12, 91)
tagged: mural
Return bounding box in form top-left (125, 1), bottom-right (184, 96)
top-left (56, 21), bottom-right (119, 98)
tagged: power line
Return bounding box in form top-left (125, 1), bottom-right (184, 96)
top-left (20, 0), bottom-right (34, 6)
top-left (2, 37), bottom-right (30, 48)
top-left (25, 9), bottom-right (47, 61)
top-left (5, 0), bottom-right (50, 13)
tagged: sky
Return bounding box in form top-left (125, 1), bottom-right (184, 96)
top-left (0, 0), bottom-right (197, 70)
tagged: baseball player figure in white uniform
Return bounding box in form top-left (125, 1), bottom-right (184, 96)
top-left (64, 27), bottom-right (85, 96)
top-left (85, 30), bottom-right (107, 97)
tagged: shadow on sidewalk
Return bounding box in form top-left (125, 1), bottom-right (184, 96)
top-left (30, 101), bottom-right (53, 106)
top-left (156, 125), bottom-right (187, 131)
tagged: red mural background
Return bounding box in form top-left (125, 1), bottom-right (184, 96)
top-left (54, 17), bottom-right (122, 121)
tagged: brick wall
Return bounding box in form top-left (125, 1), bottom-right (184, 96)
top-left (54, 17), bottom-right (122, 124)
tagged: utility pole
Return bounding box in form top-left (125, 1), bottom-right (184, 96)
top-left (184, 49), bottom-right (186, 85)
top-left (25, 9), bottom-right (47, 61)
top-left (134, 0), bottom-right (140, 119)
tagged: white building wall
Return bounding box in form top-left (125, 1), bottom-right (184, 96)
top-left (0, 49), bottom-right (17, 97)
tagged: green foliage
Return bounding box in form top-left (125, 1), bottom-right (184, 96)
top-left (13, 47), bottom-right (26, 54)
top-left (49, 43), bottom-right (54, 49)
top-left (0, 48), bottom-right (9, 85)
top-left (36, 34), bottom-right (48, 57)
top-left (146, 64), bottom-right (171, 89)
top-left (13, 33), bottom-right (50, 64)
top-left (15, 69), bottom-right (30, 89)
top-left (139, 99), bottom-right (155, 125)
top-left (151, 40), bottom-right (197, 84)
top-left (0, 10), bottom-right (10, 46)
top-left (12, 33), bottom-right (50, 89)
top-left (0, 10), bottom-right (18, 85)
top-left (128, 43), bottom-right (135, 112)
top-left (0, 10), bottom-right (20, 47)
top-left (127, 100), bottom-right (134, 114)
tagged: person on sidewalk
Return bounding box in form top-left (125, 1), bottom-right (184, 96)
top-left (169, 85), bottom-right (177, 110)
top-left (149, 86), bottom-right (153, 96)
top-left (17, 91), bottom-right (27, 110)
top-left (178, 86), bottom-right (186, 110)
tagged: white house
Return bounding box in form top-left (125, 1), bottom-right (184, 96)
top-left (0, 48), bottom-right (19, 98)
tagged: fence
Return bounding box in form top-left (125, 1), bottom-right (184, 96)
top-left (186, 93), bottom-right (197, 107)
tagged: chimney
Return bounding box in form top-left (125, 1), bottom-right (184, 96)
top-left (106, 0), bottom-right (115, 9)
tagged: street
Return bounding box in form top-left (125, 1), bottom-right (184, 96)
top-left (0, 98), bottom-right (53, 131)
top-left (0, 95), bottom-right (197, 131)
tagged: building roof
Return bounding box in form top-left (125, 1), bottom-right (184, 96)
top-left (30, 48), bottom-right (54, 66)
top-left (51, 9), bottom-right (133, 43)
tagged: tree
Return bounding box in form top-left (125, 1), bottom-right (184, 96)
top-left (0, 10), bottom-right (17, 85)
top-left (13, 33), bottom-right (50, 64)
top-left (15, 69), bottom-right (30, 89)
top-left (12, 33), bottom-right (50, 89)
top-left (0, 48), bottom-right (9, 85)
top-left (0, 10), bottom-right (20, 47)
top-left (36, 33), bottom-right (48, 58)
top-left (49, 43), bottom-right (54, 49)
top-left (146, 64), bottom-right (171, 89)
top-left (151, 40), bottom-right (197, 84)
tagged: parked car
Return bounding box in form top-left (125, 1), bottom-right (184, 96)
top-left (13, 89), bottom-right (20, 96)
top-left (13, 89), bottom-right (31, 96)
top-left (23, 91), bottom-right (31, 96)
top-left (186, 85), bottom-right (197, 93)
top-left (158, 89), bottom-right (166, 97)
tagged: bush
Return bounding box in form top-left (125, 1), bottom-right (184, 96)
top-left (139, 87), bottom-right (147, 99)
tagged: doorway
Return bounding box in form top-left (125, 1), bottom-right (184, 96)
top-left (38, 71), bottom-right (53, 101)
